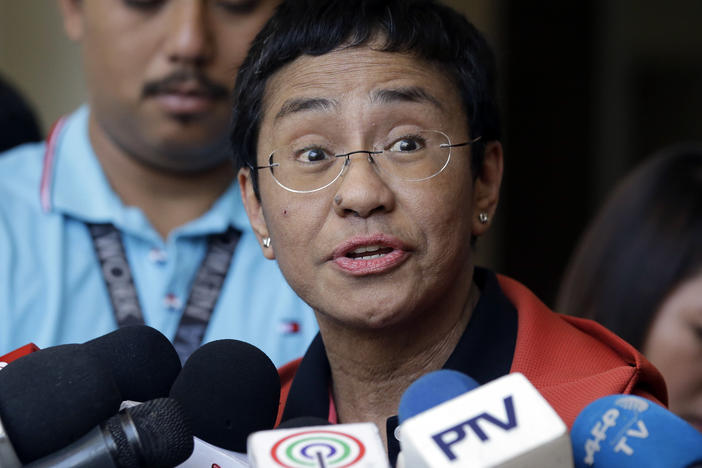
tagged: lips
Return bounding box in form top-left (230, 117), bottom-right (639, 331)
top-left (332, 234), bottom-right (409, 276)
top-left (144, 73), bottom-right (229, 116)
top-left (154, 92), bottom-right (217, 115)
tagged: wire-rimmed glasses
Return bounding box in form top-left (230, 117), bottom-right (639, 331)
top-left (250, 129), bottom-right (481, 194)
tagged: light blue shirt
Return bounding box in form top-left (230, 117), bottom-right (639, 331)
top-left (0, 106), bottom-right (317, 367)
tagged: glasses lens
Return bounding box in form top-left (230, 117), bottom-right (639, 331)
top-left (265, 130), bottom-right (453, 192)
top-left (269, 142), bottom-right (345, 193)
top-left (374, 130), bottom-right (451, 182)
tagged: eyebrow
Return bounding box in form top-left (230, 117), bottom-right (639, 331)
top-left (370, 86), bottom-right (444, 110)
top-left (274, 97), bottom-right (338, 121)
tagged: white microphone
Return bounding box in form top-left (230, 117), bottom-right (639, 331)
top-left (399, 372), bottom-right (573, 467)
top-left (177, 437), bottom-right (249, 467)
top-left (248, 422), bottom-right (390, 467)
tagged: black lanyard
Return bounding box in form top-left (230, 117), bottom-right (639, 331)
top-left (88, 223), bottom-right (241, 362)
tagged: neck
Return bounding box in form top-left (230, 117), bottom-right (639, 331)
top-left (88, 114), bottom-right (233, 239)
top-left (320, 279), bottom-right (480, 447)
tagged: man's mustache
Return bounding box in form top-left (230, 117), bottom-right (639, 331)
top-left (142, 69), bottom-right (229, 99)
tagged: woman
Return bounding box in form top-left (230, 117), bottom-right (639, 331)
top-left (557, 145), bottom-right (702, 432)
top-left (231, 0), bottom-right (667, 463)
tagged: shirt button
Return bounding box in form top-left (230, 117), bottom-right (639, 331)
top-left (148, 248), bottom-right (168, 265)
top-left (164, 293), bottom-right (182, 311)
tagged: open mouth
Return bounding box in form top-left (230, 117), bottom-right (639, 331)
top-left (345, 245), bottom-right (395, 260)
top-left (333, 236), bottom-right (409, 275)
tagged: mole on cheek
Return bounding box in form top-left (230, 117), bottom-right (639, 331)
top-left (282, 209), bottom-right (288, 216)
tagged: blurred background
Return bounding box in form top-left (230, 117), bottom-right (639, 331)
top-left (1, 0), bottom-right (701, 307)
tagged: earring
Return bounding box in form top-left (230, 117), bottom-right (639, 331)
top-left (478, 212), bottom-right (489, 224)
top-left (262, 237), bottom-right (271, 248)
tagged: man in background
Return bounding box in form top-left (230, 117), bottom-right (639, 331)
top-left (0, 0), bottom-right (317, 366)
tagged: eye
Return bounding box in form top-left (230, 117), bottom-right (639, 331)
top-left (295, 146), bottom-right (333, 163)
top-left (388, 136), bottom-right (426, 153)
top-left (122, 0), bottom-right (164, 10)
top-left (217, 0), bottom-right (261, 14)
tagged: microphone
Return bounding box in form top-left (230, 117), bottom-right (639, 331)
top-left (398, 369), bottom-right (479, 423)
top-left (24, 397), bottom-right (193, 468)
top-left (0, 344), bottom-right (122, 464)
top-left (570, 394), bottom-right (702, 467)
top-left (169, 339), bottom-right (281, 466)
top-left (247, 422), bottom-right (390, 468)
top-left (398, 371), bottom-right (573, 467)
top-left (83, 325), bottom-right (182, 402)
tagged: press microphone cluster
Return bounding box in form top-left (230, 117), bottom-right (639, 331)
top-left (0, 326), bottom-right (191, 467)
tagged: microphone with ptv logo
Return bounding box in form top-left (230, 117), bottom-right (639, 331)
top-left (398, 371), bottom-right (573, 468)
top-left (570, 394), bottom-right (702, 468)
top-left (170, 339), bottom-right (282, 467)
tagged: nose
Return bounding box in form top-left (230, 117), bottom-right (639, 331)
top-left (165, 1), bottom-right (214, 66)
top-left (332, 152), bottom-right (396, 218)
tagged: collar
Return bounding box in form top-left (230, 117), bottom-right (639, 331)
top-left (281, 267), bottom-right (518, 465)
top-left (43, 106), bottom-right (248, 240)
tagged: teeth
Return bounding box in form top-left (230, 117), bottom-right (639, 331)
top-left (357, 253), bottom-right (383, 260)
top-left (351, 245), bottom-right (383, 254)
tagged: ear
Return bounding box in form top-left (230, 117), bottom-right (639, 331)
top-left (472, 141), bottom-right (504, 237)
top-left (57, 0), bottom-right (85, 41)
top-left (238, 168), bottom-right (276, 260)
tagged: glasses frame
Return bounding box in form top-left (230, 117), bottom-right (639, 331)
top-left (250, 131), bottom-right (482, 194)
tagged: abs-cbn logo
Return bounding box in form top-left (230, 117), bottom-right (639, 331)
top-left (431, 396), bottom-right (518, 460)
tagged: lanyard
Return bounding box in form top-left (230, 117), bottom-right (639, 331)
top-left (89, 223), bottom-right (240, 363)
top-left (42, 117), bottom-right (240, 362)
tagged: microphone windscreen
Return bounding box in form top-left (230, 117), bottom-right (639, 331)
top-left (277, 417), bottom-right (332, 429)
top-left (0, 344), bottom-right (121, 463)
top-left (169, 339), bottom-right (280, 452)
top-left (83, 325), bottom-right (181, 402)
top-left (107, 398), bottom-right (193, 468)
top-left (398, 369), bottom-right (479, 423)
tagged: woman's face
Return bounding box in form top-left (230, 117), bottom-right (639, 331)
top-left (240, 46), bottom-right (502, 330)
top-left (643, 273), bottom-right (702, 432)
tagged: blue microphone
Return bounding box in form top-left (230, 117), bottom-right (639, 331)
top-left (571, 394), bottom-right (702, 467)
top-left (398, 369), bottom-right (479, 423)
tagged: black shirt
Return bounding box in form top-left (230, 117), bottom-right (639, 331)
top-left (280, 267), bottom-right (518, 466)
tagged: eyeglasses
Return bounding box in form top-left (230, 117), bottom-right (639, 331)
top-left (250, 129), bottom-right (481, 193)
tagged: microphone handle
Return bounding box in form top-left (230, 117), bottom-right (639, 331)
top-left (23, 425), bottom-right (119, 468)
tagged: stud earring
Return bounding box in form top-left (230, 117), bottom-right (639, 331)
top-left (262, 237), bottom-right (271, 248)
top-left (478, 212), bottom-right (489, 224)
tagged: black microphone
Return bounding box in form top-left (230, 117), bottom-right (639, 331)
top-left (83, 325), bottom-right (182, 402)
top-left (24, 397), bottom-right (193, 468)
top-left (169, 339), bottom-right (281, 453)
top-left (0, 344), bottom-right (122, 463)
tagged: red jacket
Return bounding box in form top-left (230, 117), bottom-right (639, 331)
top-left (277, 274), bottom-right (667, 428)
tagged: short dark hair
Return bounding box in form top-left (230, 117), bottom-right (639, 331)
top-left (0, 75), bottom-right (41, 153)
top-left (556, 144), bottom-right (702, 349)
top-left (230, 0), bottom-right (501, 197)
